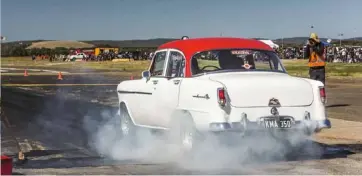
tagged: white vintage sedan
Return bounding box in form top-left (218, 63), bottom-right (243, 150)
top-left (116, 37), bottom-right (331, 152)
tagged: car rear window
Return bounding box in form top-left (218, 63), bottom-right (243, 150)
top-left (191, 49), bottom-right (286, 75)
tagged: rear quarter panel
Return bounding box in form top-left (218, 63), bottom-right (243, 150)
top-left (299, 77), bottom-right (326, 121)
top-left (177, 78), bottom-right (229, 130)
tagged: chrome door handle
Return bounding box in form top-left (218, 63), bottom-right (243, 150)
top-left (173, 80), bottom-right (180, 85)
top-left (152, 80), bottom-right (158, 85)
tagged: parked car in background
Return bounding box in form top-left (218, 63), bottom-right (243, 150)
top-left (67, 53), bottom-right (87, 61)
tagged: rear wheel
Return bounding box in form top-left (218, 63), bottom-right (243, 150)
top-left (168, 111), bottom-right (199, 157)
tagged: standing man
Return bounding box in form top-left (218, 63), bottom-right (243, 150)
top-left (304, 33), bottom-right (326, 85)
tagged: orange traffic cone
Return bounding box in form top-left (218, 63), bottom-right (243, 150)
top-left (57, 72), bottom-right (63, 80)
top-left (24, 69), bottom-right (29, 76)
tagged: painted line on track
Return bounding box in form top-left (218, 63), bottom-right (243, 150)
top-left (1, 84), bottom-right (118, 87)
top-left (327, 83), bottom-right (362, 88)
top-left (1, 67), bottom-right (70, 73)
top-left (1, 73), bottom-right (80, 76)
top-left (1, 72), bottom-right (132, 76)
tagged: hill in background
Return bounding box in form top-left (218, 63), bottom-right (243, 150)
top-left (82, 38), bottom-right (177, 48)
top-left (26, 40), bottom-right (95, 49)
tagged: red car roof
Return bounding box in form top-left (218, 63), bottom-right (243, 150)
top-left (158, 37), bottom-right (274, 59)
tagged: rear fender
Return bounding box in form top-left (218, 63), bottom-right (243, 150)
top-left (177, 78), bottom-right (230, 130)
top-left (170, 109), bottom-right (195, 127)
top-left (300, 78), bottom-right (326, 121)
top-left (177, 78), bottom-right (225, 111)
top-left (300, 78), bottom-right (325, 104)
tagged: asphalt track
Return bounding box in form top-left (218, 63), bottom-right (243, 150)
top-left (1, 70), bottom-right (362, 174)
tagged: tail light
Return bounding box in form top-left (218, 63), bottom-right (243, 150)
top-left (217, 88), bottom-right (226, 107)
top-left (319, 86), bottom-right (326, 104)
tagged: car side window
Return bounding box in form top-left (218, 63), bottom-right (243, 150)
top-left (165, 51), bottom-right (185, 78)
top-left (149, 51), bottom-right (167, 76)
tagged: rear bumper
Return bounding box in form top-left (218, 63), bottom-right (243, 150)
top-left (209, 118), bottom-right (331, 135)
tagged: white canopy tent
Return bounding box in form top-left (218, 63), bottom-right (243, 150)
top-left (258, 40), bottom-right (279, 49)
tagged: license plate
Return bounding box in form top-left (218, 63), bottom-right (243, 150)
top-left (264, 118), bottom-right (292, 128)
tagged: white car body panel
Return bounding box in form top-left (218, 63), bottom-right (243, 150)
top-left (177, 78), bottom-right (226, 129)
top-left (117, 80), bottom-right (154, 127)
top-left (147, 77), bottom-right (182, 128)
top-left (208, 72), bottom-right (314, 107)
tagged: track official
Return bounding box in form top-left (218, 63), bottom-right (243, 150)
top-left (304, 33), bottom-right (326, 85)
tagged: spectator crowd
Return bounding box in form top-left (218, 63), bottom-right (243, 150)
top-left (34, 45), bottom-right (362, 64)
top-left (278, 46), bottom-right (362, 63)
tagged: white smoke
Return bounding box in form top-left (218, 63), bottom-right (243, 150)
top-left (83, 109), bottom-right (176, 163)
top-left (14, 71), bottom-right (324, 173)
top-left (84, 108), bottom-right (324, 173)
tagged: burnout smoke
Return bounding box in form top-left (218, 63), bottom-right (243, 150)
top-left (85, 106), bottom-right (324, 172)
top-left (24, 68), bottom-right (324, 172)
top-left (83, 108), bottom-right (181, 162)
top-left (28, 70), bottom-right (119, 152)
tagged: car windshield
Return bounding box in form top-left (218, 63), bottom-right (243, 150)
top-left (191, 49), bottom-right (286, 76)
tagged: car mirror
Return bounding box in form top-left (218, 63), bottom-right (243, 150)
top-left (141, 70), bottom-right (150, 79)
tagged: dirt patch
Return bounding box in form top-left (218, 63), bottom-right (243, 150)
top-left (325, 78), bottom-right (362, 122)
top-left (314, 118), bottom-right (362, 144)
top-left (311, 78), bottom-right (362, 145)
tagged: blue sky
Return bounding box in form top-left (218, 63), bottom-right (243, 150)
top-left (1, 0), bottom-right (361, 41)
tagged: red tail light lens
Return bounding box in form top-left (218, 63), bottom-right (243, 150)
top-left (319, 87), bottom-right (326, 104)
top-left (217, 88), bottom-right (226, 107)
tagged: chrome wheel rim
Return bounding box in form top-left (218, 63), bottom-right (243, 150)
top-left (120, 112), bottom-right (130, 136)
top-left (181, 130), bottom-right (193, 151)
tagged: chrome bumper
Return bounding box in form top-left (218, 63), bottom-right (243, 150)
top-left (209, 116), bottom-right (331, 134)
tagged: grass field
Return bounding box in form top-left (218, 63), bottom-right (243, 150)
top-left (1, 57), bottom-right (362, 78)
top-left (282, 59), bottom-right (362, 77)
top-left (1, 57), bottom-right (149, 73)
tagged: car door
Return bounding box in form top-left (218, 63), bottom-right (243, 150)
top-left (139, 49), bottom-right (168, 127)
top-left (148, 49), bottom-right (185, 128)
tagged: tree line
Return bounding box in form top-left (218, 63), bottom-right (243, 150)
top-left (1, 39), bottom-right (361, 57)
top-left (0, 44), bottom-right (157, 57)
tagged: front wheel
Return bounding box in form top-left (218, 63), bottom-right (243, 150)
top-left (119, 103), bottom-right (138, 146)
